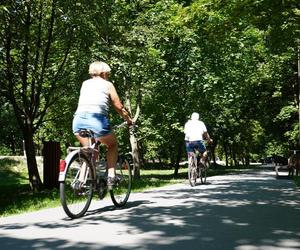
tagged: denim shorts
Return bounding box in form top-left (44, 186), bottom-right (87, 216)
top-left (185, 140), bottom-right (206, 153)
top-left (72, 113), bottom-right (111, 138)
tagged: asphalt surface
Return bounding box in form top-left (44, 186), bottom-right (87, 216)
top-left (0, 166), bottom-right (300, 250)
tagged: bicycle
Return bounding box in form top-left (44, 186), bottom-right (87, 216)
top-left (188, 147), bottom-right (209, 187)
top-left (58, 122), bottom-right (132, 219)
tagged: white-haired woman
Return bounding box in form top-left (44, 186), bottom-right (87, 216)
top-left (72, 61), bottom-right (132, 188)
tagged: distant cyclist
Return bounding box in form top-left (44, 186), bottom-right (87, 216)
top-left (184, 112), bottom-right (213, 164)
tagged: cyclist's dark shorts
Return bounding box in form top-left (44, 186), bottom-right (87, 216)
top-left (185, 140), bottom-right (206, 153)
top-left (72, 112), bottom-right (111, 138)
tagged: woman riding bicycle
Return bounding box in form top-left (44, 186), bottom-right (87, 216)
top-left (184, 112), bottom-right (212, 163)
top-left (72, 61), bottom-right (132, 189)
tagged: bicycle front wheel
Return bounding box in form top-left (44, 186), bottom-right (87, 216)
top-left (110, 157), bottom-right (132, 207)
top-left (200, 163), bottom-right (207, 184)
top-left (188, 156), bottom-right (197, 187)
top-left (60, 153), bottom-right (94, 219)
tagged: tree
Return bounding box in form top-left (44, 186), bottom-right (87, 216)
top-left (0, 0), bottom-right (94, 190)
top-left (0, 98), bottom-right (23, 155)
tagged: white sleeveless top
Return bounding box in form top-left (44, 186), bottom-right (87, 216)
top-left (184, 119), bottom-right (207, 141)
top-left (75, 78), bottom-right (111, 115)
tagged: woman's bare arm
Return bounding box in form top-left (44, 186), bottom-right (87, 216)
top-left (109, 83), bottom-right (132, 124)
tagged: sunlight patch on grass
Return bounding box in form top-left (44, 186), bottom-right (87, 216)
top-left (0, 158), bottom-right (28, 186)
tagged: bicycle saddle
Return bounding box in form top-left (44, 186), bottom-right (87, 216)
top-left (193, 146), bottom-right (201, 155)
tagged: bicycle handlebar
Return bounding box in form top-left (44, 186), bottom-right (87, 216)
top-left (113, 121), bottom-right (137, 130)
top-left (113, 121), bottom-right (127, 129)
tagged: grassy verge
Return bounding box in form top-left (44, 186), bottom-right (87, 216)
top-left (0, 158), bottom-right (60, 217)
top-left (0, 158), bottom-right (249, 217)
top-left (294, 176), bottom-right (300, 187)
top-left (1, 167), bottom-right (187, 217)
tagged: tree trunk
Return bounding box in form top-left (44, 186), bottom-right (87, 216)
top-left (298, 48), bottom-right (300, 148)
top-left (211, 143), bottom-right (216, 167)
top-left (174, 141), bottom-right (183, 177)
top-left (10, 135), bottom-right (16, 155)
top-left (245, 153), bottom-right (250, 166)
top-left (124, 89), bottom-right (141, 179)
top-left (22, 125), bottom-right (43, 191)
top-left (129, 128), bottom-right (141, 179)
top-left (229, 146), bottom-right (234, 166)
top-left (224, 143), bottom-right (228, 167)
top-left (233, 155), bottom-right (238, 167)
top-left (233, 148), bottom-right (238, 167)
top-left (242, 157), bottom-right (245, 166)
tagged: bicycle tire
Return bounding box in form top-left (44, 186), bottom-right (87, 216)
top-left (110, 157), bottom-right (132, 207)
top-left (60, 152), bottom-right (94, 219)
top-left (188, 156), bottom-right (197, 187)
top-left (200, 163), bottom-right (207, 184)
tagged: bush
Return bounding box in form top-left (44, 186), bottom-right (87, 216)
top-left (0, 146), bottom-right (13, 156)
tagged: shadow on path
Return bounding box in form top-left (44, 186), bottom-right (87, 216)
top-left (0, 169), bottom-right (300, 250)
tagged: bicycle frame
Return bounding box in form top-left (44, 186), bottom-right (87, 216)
top-left (59, 122), bottom-right (135, 218)
top-left (59, 121), bottom-right (134, 182)
top-left (188, 147), bottom-right (208, 186)
top-left (188, 148), bottom-right (202, 163)
top-left (58, 139), bottom-right (98, 182)
top-left (59, 149), bottom-right (80, 182)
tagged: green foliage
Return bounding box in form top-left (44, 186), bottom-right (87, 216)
top-left (0, 98), bottom-right (23, 155)
top-left (294, 176), bottom-right (300, 188)
top-left (0, 0), bottom-right (299, 171)
top-left (265, 139), bottom-right (289, 157)
top-left (0, 147), bottom-right (13, 156)
top-left (275, 104), bottom-right (297, 122)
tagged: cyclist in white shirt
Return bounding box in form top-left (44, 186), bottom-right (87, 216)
top-left (184, 112), bottom-right (212, 162)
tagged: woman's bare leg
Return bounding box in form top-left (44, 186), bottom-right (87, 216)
top-left (75, 135), bottom-right (90, 183)
top-left (99, 133), bottom-right (118, 177)
top-left (75, 135), bottom-right (89, 147)
top-left (201, 151), bottom-right (208, 163)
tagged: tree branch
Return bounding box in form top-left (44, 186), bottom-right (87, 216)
top-left (30, 1), bottom-right (44, 113)
top-left (21, 2), bottom-right (31, 117)
top-left (33, 0), bottom-right (56, 117)
top-left (33, 89), bottom-right (67, 132)
top-left (4, 14), bottom-right (25, 127)
top-left (32, 27), bottom-right (74, 120)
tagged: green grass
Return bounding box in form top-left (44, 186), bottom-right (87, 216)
top-left (0, 158), bottom-right (246, 217)
top-left (0, 158), bottom-right (28, 185)
top-left (294, 176), bottom-right (300, 187)
top-left (1, 161), bottom-right (188, 217)
top-left (132, 168), bottom-right (187, 192)
top-left (0, 158), bottom-right (61, 217)
top-left (133, 166), bottom-right (242, 192)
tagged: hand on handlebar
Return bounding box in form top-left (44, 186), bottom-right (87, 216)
top-left (208, 138), bottom-right (213, 145)
top-left (126, 117), bottom-right (134, 126)
top-left (113, 119), bottom-right (136, 130)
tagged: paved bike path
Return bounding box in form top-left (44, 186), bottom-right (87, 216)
top-left (1, 167), bottom-right (300, 250)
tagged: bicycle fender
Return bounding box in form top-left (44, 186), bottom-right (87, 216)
top-left (58, 149), bottom-right (80, 182)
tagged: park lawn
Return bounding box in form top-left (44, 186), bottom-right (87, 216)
top-left (0, 158), bottom-right (189, 217)
top-left (0, 158), bottom-right (60, 217)
top-left (294, 176), bottom-right (300, 188)
top-left (0, 157), bottom-right (250, 217)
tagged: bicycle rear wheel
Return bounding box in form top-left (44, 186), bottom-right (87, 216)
top-left (200, 163), bottom-right (207, 184)
top-left (110, 157), bottom-right (132, 207)
top-left (188, 156), bottom-right (197, 187)
top-left (60, 153), bottom-right (94, 218)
